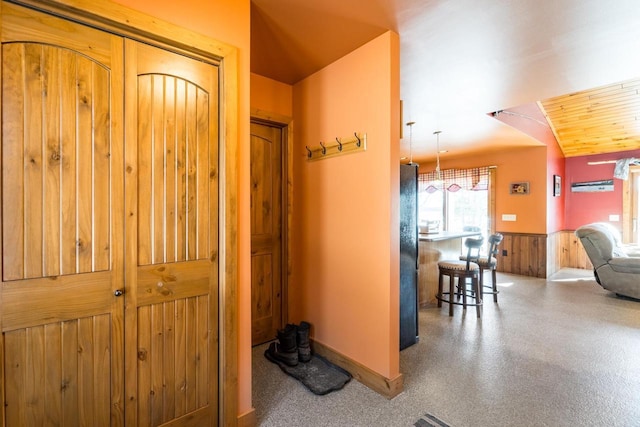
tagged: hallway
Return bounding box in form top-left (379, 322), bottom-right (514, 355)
top-left (252, 269), bottom-right (640, 426)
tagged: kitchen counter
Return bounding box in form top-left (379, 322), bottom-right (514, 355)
top-left (418, 231), bottom-right (482, 306)
top-left (419, 231), bottom-right (482, 242)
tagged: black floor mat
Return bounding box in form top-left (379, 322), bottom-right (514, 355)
top-left (264, 343), bottom-right (352, 395)
top-left (414, 413), bottom-right (451, 427)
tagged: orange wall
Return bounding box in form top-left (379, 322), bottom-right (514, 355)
top-left (251, 73), bottom-right (293, 117)
top-left (112, 0), bottom-right (253, 415)
top-left (419, 147), bottom-right (549, 234)
top-left (292, 31), bottom-right (400, 378)
top-left (496, 103), bottom-right (566, 233)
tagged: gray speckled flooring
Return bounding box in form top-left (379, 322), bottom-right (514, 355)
top-left (252, 269), bottom-right (640, 426)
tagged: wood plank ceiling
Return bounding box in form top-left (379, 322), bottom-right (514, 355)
top-left (539, 78), bottom-right (640, 157)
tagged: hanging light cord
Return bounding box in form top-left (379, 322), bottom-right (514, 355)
top-left (434, 130), bottom-right (442, 181)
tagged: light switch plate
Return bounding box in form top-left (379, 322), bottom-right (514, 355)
top-left (502, 214), bottom-right (517, 221)
top-left (609, 214), bottom-right (620, 222)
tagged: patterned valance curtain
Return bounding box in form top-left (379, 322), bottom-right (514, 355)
top-left (419, 167), bottom-right (490, 193)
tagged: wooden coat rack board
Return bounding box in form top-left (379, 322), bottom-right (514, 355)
top-left (305, 132), bottom-right (367, 161)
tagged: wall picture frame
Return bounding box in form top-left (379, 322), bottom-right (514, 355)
top-left (510, 181), bottom-right (529, 195)
top-left (553, 174), bottom-right (561, 197)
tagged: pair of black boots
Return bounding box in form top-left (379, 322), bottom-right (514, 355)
top-left (267, 321), bottom-right (311, 366)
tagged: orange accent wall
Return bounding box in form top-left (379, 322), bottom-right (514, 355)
top-left (251, 73), bottom-right (293, 117)
top-left (291, 31), bottom-right (400, 378)
top-left (419, 147), bottom-right (549, 234)
top-left (112, 0), bottom-right (253, 415)
top-left (485, 102), bottom-right (566, 233)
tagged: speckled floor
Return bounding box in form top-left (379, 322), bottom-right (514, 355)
top-left (252, 269), bottom-right (640, 426)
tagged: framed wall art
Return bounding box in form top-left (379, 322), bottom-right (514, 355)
top-left (510, 182), bottom-right (529, 195)
top-left (553, 175), bottom-right (561, 197)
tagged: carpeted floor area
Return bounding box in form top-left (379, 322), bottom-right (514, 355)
top-left (252, 269), bottom-right (640, 426)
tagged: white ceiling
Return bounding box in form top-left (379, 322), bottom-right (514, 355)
top-left (251, 0), bottom-right (640, 164)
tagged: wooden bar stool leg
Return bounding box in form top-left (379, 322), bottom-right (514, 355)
top-left (492, 269), bottom-right (498, 302)
top-left (438, 271), bottom-right (444, 308)
top-left (474, 275), bottom-right (482, 318)
top-left (448, 275), bottom-right (454, 317)
top-left (461, 277), bottom-right (467, 310)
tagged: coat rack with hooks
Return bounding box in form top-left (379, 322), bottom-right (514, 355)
top-left (305, 132), bottom-right (367, 161)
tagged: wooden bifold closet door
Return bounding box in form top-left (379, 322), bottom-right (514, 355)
top-left (124, 40), bottom-right (220, 426)
top-left (1, 3), bottom-right (125, 425)
top-left (1, 3), bottom-right (220, 426)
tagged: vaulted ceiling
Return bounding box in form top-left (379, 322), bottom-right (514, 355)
top-left (251, 0), bottom-right (640, 164)
top-left (539, 78), bottom-right (640, 157)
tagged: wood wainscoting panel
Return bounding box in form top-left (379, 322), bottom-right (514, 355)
top-left (499, 231), bottom-right (593, 279)
top-left (547, 230), bottom-right (593, 277)
top-left (495, 232), bottom-right (547, 278)
top-left (547, 231), bottom-right (561, 277)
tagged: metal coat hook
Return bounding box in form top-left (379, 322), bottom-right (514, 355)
top-left (305, 132), bottom-right (366, 161)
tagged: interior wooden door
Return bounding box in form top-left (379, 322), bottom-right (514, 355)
top-left (250, 121), bottom-right (284, 345)
top-left (0, 3), bottom-right (124, 425)
top-left (124, 40), bottom-right (220, 426)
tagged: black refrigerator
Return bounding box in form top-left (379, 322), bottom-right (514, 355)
top-left (399, 163), bottom-right (419, 350)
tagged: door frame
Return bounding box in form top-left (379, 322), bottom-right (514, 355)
top-left (6, 0), bottom-right (240, 423)
top-left (250, 109), bottom-right (292, 332)
top-left (622, 165), bottom-right (640, 244)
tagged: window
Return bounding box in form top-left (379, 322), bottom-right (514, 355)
top-left (418, 167), bottom-right (491, 239)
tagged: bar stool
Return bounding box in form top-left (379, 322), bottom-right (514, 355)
top-left (477, 233), bottom-right (504, 302)
top-left (436, 236), bottom-right (484, 317)
top-left (460, 233), bottom-right (504, 302)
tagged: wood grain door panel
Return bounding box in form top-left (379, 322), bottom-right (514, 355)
top-left (125, 40), bottom-right (219, 426)
top-left (250, 122), bottom-right (283, 345)
top-left (4, 315), bottom-right (113, 426)
top-left (1, 3), bottom-right (124, 425)
top-left (2, 41), bottom-right (112, 281)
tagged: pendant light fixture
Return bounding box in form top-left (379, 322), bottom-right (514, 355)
top-left (433, 130), bottom-right (442, 182)
top-left (406, 121), bottom-right (415, 164)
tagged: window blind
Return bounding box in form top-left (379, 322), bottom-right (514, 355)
top-left (419, 166), bottom-right (490, 193)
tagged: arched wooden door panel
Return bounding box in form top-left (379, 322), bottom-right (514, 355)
top-left (124, 40), bottom-right (219, 426)
top-left (1, 3), bottom-right (124, 425)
